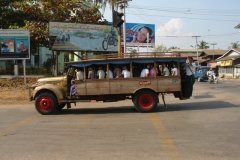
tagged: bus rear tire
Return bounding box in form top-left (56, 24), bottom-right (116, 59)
top-left (133, 90), bottom-right (158, 112)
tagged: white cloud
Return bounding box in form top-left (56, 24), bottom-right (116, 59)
top-left (155, 18), bottom-right (194, 48)
top-left (157, 18), bottom-right (183, 36)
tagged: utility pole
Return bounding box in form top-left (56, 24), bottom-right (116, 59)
top-left (210, 43), bottom-right (217, 61)
top-left (115, 0), bottom-right (132, 54)
top-left (192, 36), bottom-right (201, 66)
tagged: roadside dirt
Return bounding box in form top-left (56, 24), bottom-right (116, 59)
top-left (0, 78), bottom-right (38, 104)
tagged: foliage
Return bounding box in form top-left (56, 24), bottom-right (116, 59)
top-left (1, 0), bottom-right (104, 47)
top-left (234, 24), bottom-right (240, 29)
top-left (230, 41), bottom-right (240, 49)
top-left (153, 44), bottom-right (168, 52)
top-left (168, 46), bottom-right (180, 51)
top-left (198, 40), bottom-right (209, 49)
top-left (0, 0), bottom-right (28, 28)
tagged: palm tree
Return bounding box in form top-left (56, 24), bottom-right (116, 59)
top-left (234, 24), bottom-right (240, 29)
top-left (198, 40), bottom-right (209, 49)
top-left (230, 41), bottom-right (240, 49)
top-left (93, 0), bottom-right (123, 12)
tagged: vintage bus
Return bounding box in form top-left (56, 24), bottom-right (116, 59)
top-left (29, 53), bottom-right (189, 115)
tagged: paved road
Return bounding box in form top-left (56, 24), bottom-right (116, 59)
top-left (0, 80), bottom-right (239, 160)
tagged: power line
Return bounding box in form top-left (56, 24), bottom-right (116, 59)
top-left (128, 6), bottom-right (240, 17)
top-left (155, 32), bottom-right (240, 38)
top-left (127, 13), bottom-right (239, 22)
top-left (129, 5), bottom-right (240, 14)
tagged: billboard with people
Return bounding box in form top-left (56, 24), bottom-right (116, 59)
top-left (0, 30), bottom-right (30, 59)
top-left (125, 23), bottom-right (155, 47)
top-left (49, 22), bottom-right (118, 52)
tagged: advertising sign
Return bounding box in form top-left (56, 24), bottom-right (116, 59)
top-left (49, 22), bottom-right (118, 52)
top-left (0, 30), bottom-right (30, 60)
top-left (125, 23), bottom-right (155, 47)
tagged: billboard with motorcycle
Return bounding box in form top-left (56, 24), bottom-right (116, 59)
top-left (49, 22), bottom-right (118, 52)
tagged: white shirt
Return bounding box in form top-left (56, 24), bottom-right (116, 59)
top-left (76, 70), bottom-right (84, 80)
top-left (140, 68), bottom-right (149, 77)
top-left (171, 67), bottom-right (178, 76)
top-left (97, 70), bottom-right (105, 79)
top-left (184, 63), bottom-right (196, 76)
top-left (163, 67), bottom-right (170, 76)
top-left (107, 70), bottom-right (113, 79)
top-left (122, 69), bottom-right (130, 78)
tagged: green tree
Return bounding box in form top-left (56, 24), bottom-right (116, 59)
top-left (168, 46), bottom-right (180, 51)
top-left (230, 41), bottom-right (240, 49)
top-left (0, 0), bottom-right (29, 29)
top-left (2, 0), bottom-right (103, 47)
top-left (198, 40), bottom-right (209, 49)
top-left (14, 0), bottom-right (103, 47)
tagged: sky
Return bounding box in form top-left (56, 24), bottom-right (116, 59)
top-left (103, 0), bottom-right (240, 50)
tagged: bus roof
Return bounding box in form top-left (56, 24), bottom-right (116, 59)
top-left (66, 52), bottom-right (187, 68)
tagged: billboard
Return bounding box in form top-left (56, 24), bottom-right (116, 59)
top-left (49, 22), bottom-right (118, 52)
top-left (125, 23), bottom-right (155, 47)
top-left (0, 30), bottom-right (30, 60)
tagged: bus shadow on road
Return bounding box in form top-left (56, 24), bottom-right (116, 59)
top-left (58, 100), bottom-right (238, 115)
top-left (60, 106), bottom-right (137, 115)
top-left (164, 100), bottom-right (238, 112)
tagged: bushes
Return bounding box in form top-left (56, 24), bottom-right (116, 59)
top-left (18, 67), bottom-right (50, 75)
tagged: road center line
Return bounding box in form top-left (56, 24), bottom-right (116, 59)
top-left (149, 113), bottom-right (182, 160)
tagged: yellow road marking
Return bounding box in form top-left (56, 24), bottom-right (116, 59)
top-left (149, 113), bottom-right (182, 160)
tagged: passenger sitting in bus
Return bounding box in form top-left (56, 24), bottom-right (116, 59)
top-left (149, 65), bottom-right (158, 77)
top-left (97, 67), bottom-right (105, 79)
top-left (163, 63), bottom-right (170, 76)
top-left (121, 66), bottom-right (131, 78)
top-left (171, 64), bottom-right (178, 76)
top-left (106, 69), bottom-right (113, 79)
top-left (87, 67), bottom-right (95, 79)
top-left (70, 80), bottom-right (78, 98)
top-left (114, 66), bottom-right (122, 78)
top-left (140, 65), bottom-right (150, 77)
top-left (76, 69), bottom-right (84, 80)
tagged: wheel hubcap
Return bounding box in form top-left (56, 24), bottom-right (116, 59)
top-left (138, 94), bottom-right (154, 110)
top-left (38, 97), bottom-right (53, 113)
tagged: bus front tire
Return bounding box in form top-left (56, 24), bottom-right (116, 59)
top-left (35, 92), bottom-right (57, 115)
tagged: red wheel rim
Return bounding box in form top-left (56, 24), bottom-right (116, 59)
top-left (38, 96), bottom-right (53, 113)
top-left (138, 94), bottom-right (154, 110)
